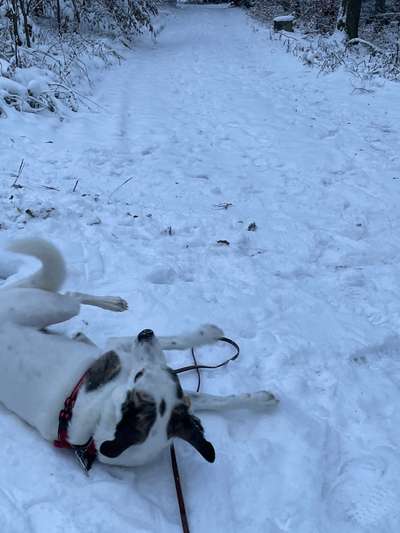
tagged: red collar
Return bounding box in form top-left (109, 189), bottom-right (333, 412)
top-left (54, 370), bottom-right (97, 472)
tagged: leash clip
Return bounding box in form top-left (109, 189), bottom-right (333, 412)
top-left (73, 440), bottom-right (97, 474)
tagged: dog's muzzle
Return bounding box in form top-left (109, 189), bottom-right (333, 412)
top-left (137, 329), bottom-right (154, 342)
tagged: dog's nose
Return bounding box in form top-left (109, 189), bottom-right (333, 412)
top-left (137, 329), bottom-right (154, 342)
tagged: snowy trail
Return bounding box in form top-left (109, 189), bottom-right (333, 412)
top-left (1, 4), bottom-right (400, 532)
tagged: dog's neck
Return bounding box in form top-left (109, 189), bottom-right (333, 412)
top-left (67, 379), bottom-right (121, 446)
top-left (66, 351), bottom-right (167, 449)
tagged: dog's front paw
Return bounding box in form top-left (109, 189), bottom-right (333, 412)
top-left (198, 324), bottom-right (224, 342)
top-left (251, 391), bottom-right (279, 408)
top-left (103, 296), bottom-right (128, 312)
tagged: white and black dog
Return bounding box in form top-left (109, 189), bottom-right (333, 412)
top-left (0, 238), bottom-right (278, 469)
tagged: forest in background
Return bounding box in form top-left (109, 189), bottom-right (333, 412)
top-left (0, 0), bottom-right (399, 118)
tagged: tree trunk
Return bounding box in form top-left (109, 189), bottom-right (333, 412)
top-left (70, 0), bottom-right (81, 30)
top-left (18, 0), bottom-right (31, 48)
top-left (9, 0), bottom-right (22, 65)
top-left (337, 0), bottom-right (347, 31)
top-left (345, 0), bottom-right (361, 39)
top-left (56, 0), bottom-right (61, 32)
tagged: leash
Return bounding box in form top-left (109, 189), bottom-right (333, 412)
top-left (169, 336), bottom-right (240, 533)
top-left (170, 444), bottom-right (191, 533)
top-left (173, 337), bottom-right (240, 377)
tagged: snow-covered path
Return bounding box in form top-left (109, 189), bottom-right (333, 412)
top-left (1, 5), bottom-right (400, 532)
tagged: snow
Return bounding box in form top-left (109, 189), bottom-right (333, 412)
top-left (273, 15), bottom-right (295, 22)
top-left (0, 77), bottom-right (28, 97)
top-left (1, 4), bottom-right (400, 532)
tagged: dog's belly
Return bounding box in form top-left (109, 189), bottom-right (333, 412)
top-left (0, 323), bottom-right (100, 441)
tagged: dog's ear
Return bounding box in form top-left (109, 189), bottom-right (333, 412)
top-left (167, 405), bottom-right (215, 463)
top-left (85, 350), bottom-right (121, 392)
top-left (99, 390), bottom-right (157, 459)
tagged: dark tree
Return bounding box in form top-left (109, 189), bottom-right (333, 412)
top-left (338, 0), bottom-right (362, 39)
top-left (346, 0), bottom-right (361, 38)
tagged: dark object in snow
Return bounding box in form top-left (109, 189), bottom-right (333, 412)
top-left (273, 15), bottom-right (295, 32)
top-left (215, 202), bottom-right (233, 210)
top-left (25, 207), bottom-right (56, 220)
top-left (162, 226), bottom-right (175, 236)
top-left (248, 222), bottom-right (257, 231)
top-left (216, 240), bottom-right (230, 246)
top-left (87, 217), bottom-right (101, 226)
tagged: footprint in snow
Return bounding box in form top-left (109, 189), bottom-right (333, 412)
top-left (146, 266), bottom-right (176, 285)
top-left (0, 488), bottom-right (30, 532)
top-left (327, 450), bottom-right (400, 530)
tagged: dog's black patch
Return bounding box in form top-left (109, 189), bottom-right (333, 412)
top-left (134, 369), bottom-right (144, 382)
top-left (167, 368), bottom-right (184, 399)
top-left (85, 351), bottom-right (121, 392)
top-left (167, 404), bottom-right (215, 463)
top-left (100, 390), bottom-right (157, 459)
top-left (159, 399), bottom-right (166, 416)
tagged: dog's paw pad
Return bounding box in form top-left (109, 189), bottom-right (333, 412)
top-left (253, 391), bottom-right (279, 406)
top-left (198, 324), bottom-right (224, 341)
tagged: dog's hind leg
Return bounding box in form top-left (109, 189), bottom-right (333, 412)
top-left (64, 292), bottom-right (128, 312)
top-left (188, 391), bottom-right (279, 412)
top-left (0, 288), bottom-right (81, 329)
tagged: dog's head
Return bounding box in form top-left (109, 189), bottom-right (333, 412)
top-left (96, 329), bottom-right (215, 464)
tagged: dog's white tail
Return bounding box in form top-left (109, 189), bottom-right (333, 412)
top-left (7, 238), bottom-right (66, 291)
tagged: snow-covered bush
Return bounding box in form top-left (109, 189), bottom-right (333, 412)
top-left (251, 0), bottom-right (338, 33)
top-left (250, 0), bottom-right (400, 81)
top-left (0, 0), bottom-right (157, 117)
top-left (270, 29), bottom-right (400, 81)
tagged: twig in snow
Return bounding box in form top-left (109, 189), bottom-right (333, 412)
top-left (42, 185), bottom-right (61, 191)
top-left (73, 179), bottom-right (79, 192)
top-left (108, 177), bottom-right (134, 201)
top-left (215, 202), bottom-right (233, 210)
top-left (351, 86), bottom-right (374, 95)
top-left (11, 159), bottom-right (25, 188)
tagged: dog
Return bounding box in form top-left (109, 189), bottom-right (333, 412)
top-left (0, 238), bottom-right (278, 469)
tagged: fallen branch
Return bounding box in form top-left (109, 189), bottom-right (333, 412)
top-left (47, 82), bottom-right (104, 111)
top-left (346, 38), bottom-right (384, 54)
